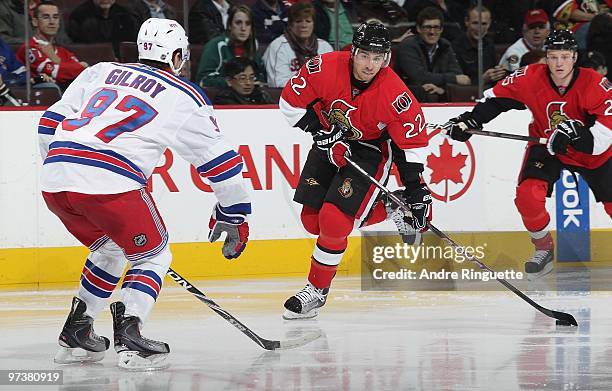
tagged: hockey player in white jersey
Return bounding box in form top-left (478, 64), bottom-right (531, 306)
top-left (38, 18), bottom-right (251, 370)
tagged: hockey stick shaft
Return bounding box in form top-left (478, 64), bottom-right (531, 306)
top-left (427, 123), bottom-right (546, 144)
top-left (465, 129), bottom-right (546, 144)
top-left (344, 157), bottom-right (577, 326)
top-left (167, 268), bottom-right (321, 350)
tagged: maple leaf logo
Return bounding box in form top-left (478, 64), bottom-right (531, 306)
top-left (427, 139), bottom-right (467, 200)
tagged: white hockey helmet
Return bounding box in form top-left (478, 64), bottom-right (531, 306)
top-left (137, 18), bottom-right (189, 75)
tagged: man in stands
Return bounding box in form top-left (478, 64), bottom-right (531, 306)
top-left (18, 0), bottom-right (88, 90)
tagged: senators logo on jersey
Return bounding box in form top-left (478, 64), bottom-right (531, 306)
top-left (546, 101), bottom-right (585, 133)
top-left (546, 102), bottom-right (570, 133)
top-left (338, 178), bottom-right (354, 198)
top-left (321, 99), bottom-right (364, 140)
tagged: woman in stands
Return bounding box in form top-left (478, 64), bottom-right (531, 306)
top-left (196, 4), bottom-right (266, 88)
top-left (263, 2), bottom-right (333, 88)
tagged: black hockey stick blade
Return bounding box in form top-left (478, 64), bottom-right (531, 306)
top-left (426, 225), bottom-right (578, 327)
top-left (344, 156), bottom-right (578, 327)
top-left (167, 268), bottom-right (322, 350)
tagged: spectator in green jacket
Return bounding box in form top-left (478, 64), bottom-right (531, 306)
top-left (197, 4), bottom-right (265, 87)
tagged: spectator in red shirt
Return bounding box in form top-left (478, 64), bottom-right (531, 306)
top-left (17, 0), bottom-right (87, 89)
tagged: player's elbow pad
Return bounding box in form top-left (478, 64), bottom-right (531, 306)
top-left (294, 104), bottom-right (323, 134)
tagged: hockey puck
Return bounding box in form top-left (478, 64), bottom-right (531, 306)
top-left (556, 319), bottom-right (573, 326)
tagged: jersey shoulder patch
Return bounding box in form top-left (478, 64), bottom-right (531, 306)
top-left (600, 77), bottom-right (612, 93)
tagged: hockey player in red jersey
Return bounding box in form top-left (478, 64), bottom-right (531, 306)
top-left (279, 22), bottom-right (431, 319)
top-left (444, 29), bottom-right (611, 277)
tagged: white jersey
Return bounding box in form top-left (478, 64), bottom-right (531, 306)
top-left (498, 38), bottom-right (531, 73)
top-left (38, 62), bottom-right (250, 209)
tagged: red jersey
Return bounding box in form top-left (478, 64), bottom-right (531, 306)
top-left (17, 37), bottom-right (86, 83)
top-left (485, 63), bottom-right (611, 169)
top-left (279, 51), bottom-right (428, 165)
top-left (546, 0), bottom-right (599, 32)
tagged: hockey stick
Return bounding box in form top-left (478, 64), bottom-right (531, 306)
top-left (166, 268), bottom-right (322, 350)
top-left (427, 123), bottom-right (546, 144)
top-left (465, 129), bottom-right (546, 144)
top-left (344, 156), bottom-right (578, 326)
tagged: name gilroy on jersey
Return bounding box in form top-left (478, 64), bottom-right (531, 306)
top-left (105, 69), bottom-right (167, 98)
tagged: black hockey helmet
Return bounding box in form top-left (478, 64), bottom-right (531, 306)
top-left (544, 29), bottom-right (578, 52)
top-left (352, 22), bottom-right (391, 54)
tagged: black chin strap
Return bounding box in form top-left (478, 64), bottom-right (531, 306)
top-left (350, 70), bottom-right (372, 98)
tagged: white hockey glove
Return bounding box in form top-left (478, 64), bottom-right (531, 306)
top-left (208, 203), bottom-right (250, 259)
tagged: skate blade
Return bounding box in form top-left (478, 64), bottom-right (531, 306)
top-left (282, 308), bottom-right (319, 320)
top-left (526, 262), bottom-right (554, 280)
top-left (117, 351), bottom-right (169, 371)
top-left (54, 346), bottom-right (105, 364)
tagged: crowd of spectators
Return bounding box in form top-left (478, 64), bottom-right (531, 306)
top-left (0, 0), bottom-right (610, 106)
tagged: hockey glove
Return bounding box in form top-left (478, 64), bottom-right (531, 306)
top-left (312, 123), bottom-right (346, 149)
top-left (294, 99), bottom-right (323, 134)
top-left (547, 119), bottom-right (592, 155)
top-left (208, 203), bottom-right (250, 259)
top-left (326, 140), bottom-right (351, 168)
top-left (405, 184), bottom-right (432, 231)
top-left (442, 113), bottom-right (481, 142)
top-left (313, 124), bottom-right (351, 168)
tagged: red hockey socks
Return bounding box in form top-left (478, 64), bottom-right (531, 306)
top-left (300, 205), bottom-right (320, 235)
top-left (308, 258), bottom-right (338, 289)
top-left (515, 178), bottom-right (550, 232)
top-left (307, 203), bottom-right (354, 289)
top-left (530, 230), bottom-right (554, 250)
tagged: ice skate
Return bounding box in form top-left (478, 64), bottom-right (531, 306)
top-left (283, 283), bottom-right (329, 320)
top-left (110, 301), bottom-right (170, 370)
top-left (525, 249), bottom-right (554, 279)
top-left (54, 297), bottom-right (110, 364)
top-left (383, 190), bottom-right (421, 245)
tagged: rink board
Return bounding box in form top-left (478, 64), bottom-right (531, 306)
top-left (0, 107), bottom-right (610, 288)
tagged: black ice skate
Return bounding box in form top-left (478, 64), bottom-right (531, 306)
top-left (54, 296), bottom-right (110, 364)
top-left (283, 283), bottom-right (329, 320)
top-left (525, 249), bottom-right (554, 278)
top-left (383, 190), bottom-right (421, 245)
top-left (110, 301), bottom-right (169, 370)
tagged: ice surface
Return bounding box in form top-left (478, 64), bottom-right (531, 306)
top-left (0, 276), bottom-right (611, 391)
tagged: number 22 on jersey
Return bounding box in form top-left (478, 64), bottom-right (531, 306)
top-left (62, 88), bottom-right (158, 143)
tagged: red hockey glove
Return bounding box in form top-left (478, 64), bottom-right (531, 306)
top-left (313, 124), bottom-right (351, 168)
top-left (208, 203), bottom-right (250, 259)
top-left (326, 140), bottom-right (351, 168)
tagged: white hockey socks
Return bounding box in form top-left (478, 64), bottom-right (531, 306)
top-left (78, 240), bottom-right (127, 319)
top-left (120, 245), bottom-right (172, 325)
